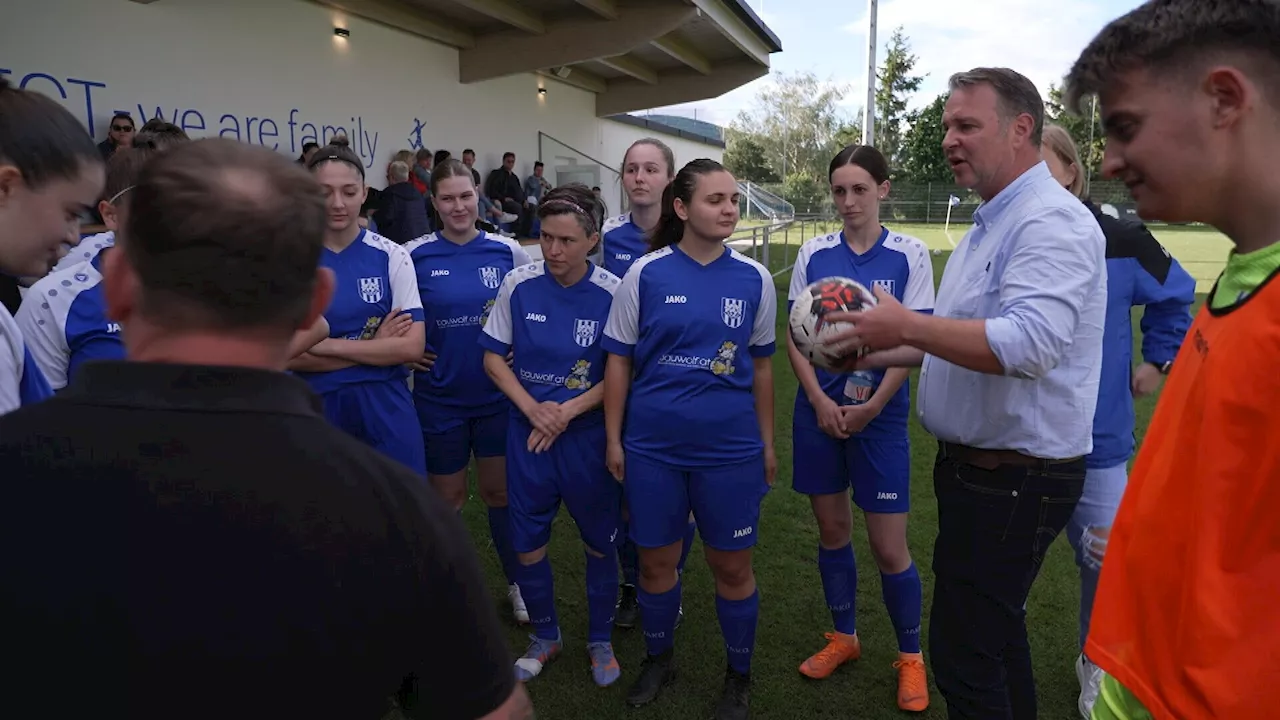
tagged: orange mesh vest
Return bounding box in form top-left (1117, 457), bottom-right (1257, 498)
top-left (1086, 270), bottom-right (1280, 718)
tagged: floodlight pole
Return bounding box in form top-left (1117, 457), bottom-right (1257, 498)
top-left (862, 0), bottom-right (878, 146)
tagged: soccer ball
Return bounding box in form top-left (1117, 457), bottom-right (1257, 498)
top-left (789, 277), bottom-right (877, 372)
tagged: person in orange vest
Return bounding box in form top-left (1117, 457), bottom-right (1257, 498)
top-left (1063, 1), bottom-right (1280, 718)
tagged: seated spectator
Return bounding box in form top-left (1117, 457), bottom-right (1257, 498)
top-left (485, 152), bottom-right (523, 232)
top-left (377, 160), bottom-right (431, 244)
top-left (98, 112), bottom-right (134, 160)
top-left (462, 148), bottom-right (482, 187)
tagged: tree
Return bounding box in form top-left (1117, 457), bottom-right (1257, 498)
top-left (874, 27), bottom-right (925, 171)
top-left (722, 131), bottom-right (779, 183)
top-left (899, 93), bottom-right (952, 183)
top-left (731, 71), bottom-right (852, 185)
top-left (782, 172), bottom-right (827, 215)
top-left (834, 122), bottom-right (864, 153)
top-left (1045, 83), bottom-right (1104, 184)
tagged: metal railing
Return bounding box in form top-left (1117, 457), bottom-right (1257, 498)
top-left (726, 214), bottom-right (836, 279)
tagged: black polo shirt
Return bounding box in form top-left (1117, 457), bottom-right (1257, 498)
top-left (0, 362), bottom-right (514, 720)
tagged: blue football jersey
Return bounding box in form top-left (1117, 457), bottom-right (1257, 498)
top-left (602, 244), bottom-right (777, 467)
top-left (406, 231), bottom-right (534, 417)
top-left (787, 227), bottom-right (935, 439)
top-left (16, 252), bottom-right (124, 390)
top-left (480, 262), bottom-right (620, 426)
top-left (0, 304), bottom-right (52, 415)
top-left (600, 213), bottom-right (649, 279)
top-left (299, 229), bottom-right (424, 395)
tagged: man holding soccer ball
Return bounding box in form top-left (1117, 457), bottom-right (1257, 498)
top-left (823, 67), bottom-right (1107, 719)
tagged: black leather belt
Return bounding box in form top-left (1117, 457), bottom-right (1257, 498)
top-left (938, 441), bottom-right (1083, 471)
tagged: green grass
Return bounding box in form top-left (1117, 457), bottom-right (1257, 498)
top-left (456, 252), bottom-right (1188, 720)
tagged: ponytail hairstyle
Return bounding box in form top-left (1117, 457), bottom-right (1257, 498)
top-left (648, 158), bottom-right (727, 252)
top-left (429, 158), bottom-right (473, 194)
top-left (538, 183), bottom-right (601, 242)
top-left (306, 135), bottom-right (365, 180)
top-left (0, 76), bottom-right (101, 190)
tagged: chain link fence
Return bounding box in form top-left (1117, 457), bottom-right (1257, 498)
top-left (752, 179), bottom-right (1158, 224)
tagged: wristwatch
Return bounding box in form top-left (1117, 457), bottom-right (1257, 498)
top-left (1158, 360), bottom-right (1173, 375)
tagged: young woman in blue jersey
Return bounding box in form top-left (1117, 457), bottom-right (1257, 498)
top-left (0, 77), bottom-right (103, 414)
top-left (291, 137), bottom-right (427, 474)
top-left (603, 159), bottom-right (776, 719)
top-left (787, 145), bottom-right (935, 712)
top-left (405, 159), bottom-right (534, 623)
top-left (479, 184), bottom-right (624, 687)
top-left (600, 137), bottom-right (697, 630)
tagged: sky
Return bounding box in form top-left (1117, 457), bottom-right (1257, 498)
top-left (650, 0), bottom-right (1146, 127)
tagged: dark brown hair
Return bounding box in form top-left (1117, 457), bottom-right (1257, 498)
top-left (622, 138), bottom-right (675, 179)
top-left (134, 120), bottom-right (190, 150)
top-left (0, 77), bottom-right (101, 189)
top-left (429, 158), bottom-right (475, 194)
top-left (538, 183), bottom-right (600, 237)
top-left (103, 126), bottom-right (193, 204)
top-left (306, 135), bottom-right (365, 180)
top-left (828, 145), bottom-right (890, 184)
top-left (949, 67), bottom-right (1045, 146)
top-left (649, 159), bottom-right (729, 252)
top-left (1065, 0), bottom-right (1280, 114)
top-left (124, 138), bottom-right (325, 332)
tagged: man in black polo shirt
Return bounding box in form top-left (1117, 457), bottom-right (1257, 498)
top-left (0, 139), bottom-right (531, 720)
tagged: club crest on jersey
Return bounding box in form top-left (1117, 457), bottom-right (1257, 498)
top-left (574, 318), bottom-right (599, 348)
top-left (479, 266), bottom-right (501, 289)
top-left (358, 277), bottom-right (383, 304)
top-left (721, 297), bottom-right (745, 329)
top-left (872, 279), bottom-right (895, 296)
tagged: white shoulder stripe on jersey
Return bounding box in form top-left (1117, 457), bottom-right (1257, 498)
top-left (601, 212), bottom-right (631, 235)
top-left (589, 265), bottom-right (622, 295)
top-left (402, 232), bottom-right (439, 253)
top-left (622, 244), bottom-right (673, 282)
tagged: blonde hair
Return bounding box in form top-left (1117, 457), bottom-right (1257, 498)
top-left (1042, 124), bottom-right (1085, 198)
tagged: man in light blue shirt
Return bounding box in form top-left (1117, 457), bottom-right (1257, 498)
top-left (827, 67), bottom-right (1106, 720)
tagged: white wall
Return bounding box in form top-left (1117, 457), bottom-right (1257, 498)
top-left (2, 0), bottom-right (601, 187)
top-left (588, 119), bottom-right (725, 217)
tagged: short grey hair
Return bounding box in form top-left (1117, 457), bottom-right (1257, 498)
top-left (388, 160), bottom-right (410, 183)
top-left (949, 67), bottom-right (1045, 147)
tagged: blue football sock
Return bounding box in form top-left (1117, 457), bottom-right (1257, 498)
top-left (716, 589), bottom-right (760, 676)
top-left (818, 543), bottom-right (858, 636)
top-left (881, 563), bottom-right (923, 653)
top-left (487, 506), bottom-right (518, 586)
top-left (517, 556), bottom-right (559, 641)
top-left (638, 579), bottom-right (681, 656)
top-left (676, 520), bottom-right (697, 575)
top-left (618, 523), bottom-right (639, 587)
top-left (585, 548), bottom-right (618, 643)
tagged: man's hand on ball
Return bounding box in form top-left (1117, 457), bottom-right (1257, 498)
top-left (825, 285), bottom-right (913, 355)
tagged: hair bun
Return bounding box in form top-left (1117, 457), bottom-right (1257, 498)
top-left (329, 135), bottom-right (351, 148)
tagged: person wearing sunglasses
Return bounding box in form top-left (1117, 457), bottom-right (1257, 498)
top-left (98, 112), bottom-right (135, 161)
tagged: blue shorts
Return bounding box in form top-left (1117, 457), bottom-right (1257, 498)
top-left (792, 420), bottom-right (910, 514)
top-left (421, 409), bottom-right (508, 476)
top-left (507, 418), bottom-right (621, 554)
top-left (320, 381), bottom-right (425, 476)
top-left (625, 453), bottom-right (767, 551)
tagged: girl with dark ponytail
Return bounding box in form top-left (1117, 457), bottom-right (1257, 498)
top-left (601, 158), bottom-right (777, 716)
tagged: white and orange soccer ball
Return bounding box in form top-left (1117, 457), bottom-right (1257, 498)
top-left (788, 277), bottom-right (877, 372)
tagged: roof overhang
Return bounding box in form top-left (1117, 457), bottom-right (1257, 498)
top-left (311, 0), bottom-right (781, 115)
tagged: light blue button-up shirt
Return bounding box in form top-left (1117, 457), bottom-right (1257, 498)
top-left (917, 162), bottom-right (1106, 459)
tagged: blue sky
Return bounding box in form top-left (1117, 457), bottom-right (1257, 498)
top-left (652, 0), bottom-right (1146, 126)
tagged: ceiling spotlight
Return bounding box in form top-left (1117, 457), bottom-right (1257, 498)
top-left (538, 87), bottom-right (547, 95)
top-left (334, 27), bottom-right (350, 38)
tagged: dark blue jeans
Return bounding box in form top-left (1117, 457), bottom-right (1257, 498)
top-left (928, 446), bottom-right (1084, 720)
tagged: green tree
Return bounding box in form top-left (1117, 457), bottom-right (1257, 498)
top-left (731, 71), bottom-right (852, 185)
top-left (722, 131), bottom-right (779, 183)
top-left (899, 93), bottom-right (951, 183)
top-left (1045, 83), bottom-right (1104, 185)
top-left (782, 172), bottom-right (827, 215)
top-left (874, 27), bottom-right (925, 170)
top-left (834, 122), bottom-right (864, 153)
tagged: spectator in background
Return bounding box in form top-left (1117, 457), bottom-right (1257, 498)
top-left (485, 152), bottom-right (524, 225)
top-left (592, 186), bottom-right (607, 230)
top-left (297, 141), bottom-right (320, 165)
top-left (462, 148), bottom-right (482, 187)
top-left (413, 148), bottom-right (433, 196)
top-left (377, 160), bottom-right (431, 245)
top-left (433, 149), bottom-right (452, 169)
top-left (98, 112), bottom-right (134, 160)
top-left (525, 162), bottom-right (550, 206)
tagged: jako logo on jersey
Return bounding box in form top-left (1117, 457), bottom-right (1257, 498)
top-left (733, 526), bottom-right (753, 539)
top-left (665, 295), bottom-right (687, 304)
top-left (872, 279), bottom-right (896, 296)
top-left (574, 318), bottom-right (599, 348)
top-left (876, 492), bottom-right (899, 500)
top-left (358, 277), bottom-right (383, 303)
top-left (525, 313), bottom-right (547, 323)
top-left (430, 269), bottom-right (449, 277)
top-left (106, 322), bottom-right (121, 333)
top-left (721, 297), bottom-right (745, 328)
top-left (615, 253), bottom-right (632, 261)
top-left (478, 266), bottom-right (501, 289)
